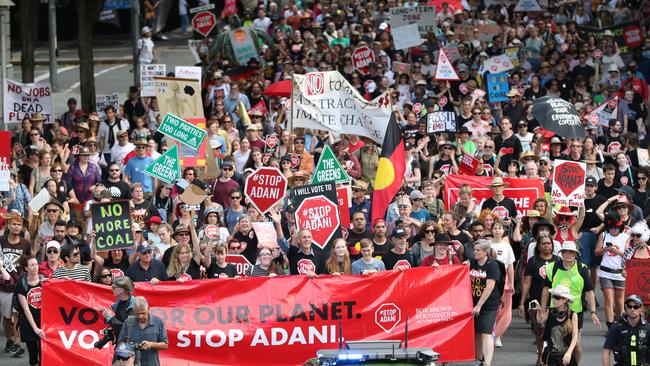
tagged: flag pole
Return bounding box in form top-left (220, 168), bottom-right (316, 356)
top-left (289, 74), bottom-right (294, 153)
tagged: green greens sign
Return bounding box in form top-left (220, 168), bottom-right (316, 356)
top-left (143, 144), bottom-right (181, 184)
top-left (311, 145), bottom-right (350, 184)
top-left (158, 113), bottom-right (206, 150)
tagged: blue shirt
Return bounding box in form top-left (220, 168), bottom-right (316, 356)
top-left (118, 314), bottom-right (167, 366)
top-left (125, 155), bottom-right (155, 193)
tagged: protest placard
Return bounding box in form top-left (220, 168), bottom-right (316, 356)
top-left (480, 55), bottom-right (514, 74)
top-left (434, 49), bottom-right (459, 80)
top-left (95, 93), bottom-right (120, 120)
top-left (352, 46), bottom-right (375, 75)
top-left (175, 66), bottom-right (202, 85)
top-left (487, 72), bottom-right (510, 103)
top-left (229, 27), bottom-right (259, 65)
top-left (388, 6), bottom-right (437, 34)
top-left (392, 62), bottom-right (411, 74)
top-left (504, 46), bottom-right (522, 68)
top-left (392, 23), bottom-right (422, 50)
top-left (551, 160), bottom-right (587, 207)
top-left (91, 200), bottom-right (134, 251)
top-left (625, 258), bottom-right (650, 304)
top-left (140, 64), bottom-right (166, 97)
top-left (0, 131), bottom-right (9, 191)
top-left (459, 154), bottom-right (479, 175)
top-left (28, 188), bottom-right (51, 213)
top-left (3, 79), bottom-right (54, 124)
top-left (585, 97), bottom-right (617, 127)
top-left (514, 0), bottom-right (542, 12)
top-left (427, 111), bottom-right (456, 134)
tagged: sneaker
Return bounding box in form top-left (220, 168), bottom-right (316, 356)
top-left (495, 337), bottom-right (503, 348)
top-left (10, 344), bottom-right (24, 357)
top-left (4, 340), bottom-right (13, 353)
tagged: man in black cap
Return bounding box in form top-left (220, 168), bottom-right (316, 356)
top-left (211, 160), bottom-right (240, 208)
top-left (102, 276), bottom-right (136, 360)
top-left (382, 228), bottom-right (415, 270)
top-left (125, 243), bottom-right (168, 284)
top-left (603, 294), bottom-right (650, 366)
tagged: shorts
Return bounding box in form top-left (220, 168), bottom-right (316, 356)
top-left (0, 291), bottom-right (14, 319)
top-left (475, 309), bottom-right (497, 334)
top-left (600, 277), bottom-right (626, 290)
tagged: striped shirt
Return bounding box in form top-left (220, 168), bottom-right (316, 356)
top-left (53, 265), bottom-right (91, 281)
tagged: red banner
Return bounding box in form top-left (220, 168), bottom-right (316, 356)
top-left (42, 267), bottom-right (474, 365)
top-left (625, 258), bottom-right (650, 305)
top-left (444, 175), bottom-right (544, 216)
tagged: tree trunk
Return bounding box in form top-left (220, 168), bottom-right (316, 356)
top-left (77, 0), bottom-right (106, 113)
top-left (19, 0), bottom-right (39, 83)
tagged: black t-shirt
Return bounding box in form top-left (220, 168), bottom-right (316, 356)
top-left (101, 179), bottom-right (132, 200)
top-left (168, 258), bottom-right (202, 280)
top-left (287, 246), bottom-right (327, 275)
top-left (494, 134), bottom-right (523, 172)
top-left (0, 236), bottom-right (31, 292)
top-left (572, 64), bottom-right (595, 83)
top-left (525, 254), bottom-right (560, 303)
top-left (448, 230), bottom-right (474, 261)
top-left (596, 133), bottom-right (624, 165)
top-left (235, 229), bottom-right (259, 264)
top-left (105, 257), bottom-right (130, 279)
top-left (382, 250), bottom-right (413, 270)
top-left (469, 258), bottom-right (501, 311)
top-left (401, 124), bottom-right (419, 141)
top-left (597, 178), bottom-right (621, 200)
top-left (131, 200), bottom-right (159, 227)
top-left (433, 157), bottom-right (454, 175)
top-left (481, 197), bottom-right (518, 221)
top-left (581, 194), bottom-right (606, 231)
top-left (347, 229), bottom-right (372, 260)
top-left (16, 277), bottom-right (41, 327)
top-left (372, 239), bottom-right (393, 261)
top-left (207, 261), bottom-right (238, 278)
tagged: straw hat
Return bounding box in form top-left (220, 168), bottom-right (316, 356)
top-left (487, 177), bottom-right (509, 187)
top-left (548, 284), bottom-right (574, 303)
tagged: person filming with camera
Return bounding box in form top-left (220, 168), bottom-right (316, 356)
top-left (118, 296), bottom-right (167, 366)
top-left (100, 277), bottom-right (136, 354)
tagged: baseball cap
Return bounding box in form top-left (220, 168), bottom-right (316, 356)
top-left (392, 228), bottom-right (407, 238)
top-left (222, 160), bottom-right (234, 168)
top-left (115, 341), bottom-right (135, 359)
top-left (46, 241), bottom-right (60, 250)
top-left (409, 190), bottom-right (425, 200)
top-left (137, 242), bottom-right (153, 254)
top-left (585, 177), bottom-right (597, 186)
top-left (626, 294), bottom-right (643, 306)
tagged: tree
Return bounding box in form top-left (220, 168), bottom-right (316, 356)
top-left (76, 0), bottom-right (106, 112)
top-left (19, 0), bottom-right (39, 83)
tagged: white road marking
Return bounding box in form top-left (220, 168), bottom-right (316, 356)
top-left (34, 65), bottom-right (79, 83)
top-left (64, 64), bottom-right (128, 93)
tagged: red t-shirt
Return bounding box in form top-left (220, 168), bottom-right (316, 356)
top-left (421, 254), bottom-right (460, 267)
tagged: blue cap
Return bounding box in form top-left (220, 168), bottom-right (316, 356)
top-left (137, 242), bottom-right (153, 254)
top-left (114, 341), bottom-right (135, 359)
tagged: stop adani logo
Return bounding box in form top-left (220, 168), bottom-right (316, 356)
top-left (305, 73), bottom-right (325, 96)
top-left (375, 303), bottom-right (401, 333)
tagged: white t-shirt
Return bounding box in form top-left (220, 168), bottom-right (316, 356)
top-left (599, 231), bottom-right (629, 281)
top-left (491, 241), bottom-right (515, 267)
top-left (137, 37), bottom-right (155, 64)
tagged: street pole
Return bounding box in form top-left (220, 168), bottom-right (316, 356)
top-left (0, 11), bottom-right (5, 130)
top-left (131, 0), bottom-right (140, 85)
top-left (48, 0), bottom-right (58, 91)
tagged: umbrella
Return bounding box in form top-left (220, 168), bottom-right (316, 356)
top-left (532, 96), bottom-right (585, 139)
top-left (263, 80), bottom-right (292, 97)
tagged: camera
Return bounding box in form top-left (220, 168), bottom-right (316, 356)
top-left (94, 327), bottom-right (115, 349)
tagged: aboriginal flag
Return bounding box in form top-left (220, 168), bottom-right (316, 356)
top-left (371, 113), bottom-right (406, 225)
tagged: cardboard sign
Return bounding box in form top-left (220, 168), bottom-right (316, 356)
top-left (388, 6), bottom-right (437, 34)
top-left (459, 153), bottom-right (479, 175)
top-left (392, 23), bottom-right (422, 50)
top-left (312, 145), bottom-right (350, 184)
top-left (3, 79), bottom-right (54, 124)
top-left (91, 200), bottom-right (134, 251)
top-left (392, 62), bottom-right (411, 74)
top-left (352, 46), bottom-right (375, 75)
top-left (229, 27), bottom-right (259, 66)
top-left (158, 113), bottom-right (207, 151)
top-left (28, 188), bottom-right (51, 213)
top-left (140, 64), bottom-right (166, 97)
top-left (153, 76), bottom-right (203, 119)
top-left (577, 21), bottom-right (642, 55)
top-left (245, 167), bottom-right (288, 214)
top-left (143, 144), bottom-right (181, 184)
top-left (585, 97), bottom-right (617, 127)
top-left (251, 222), bottom-right (279, 249)
top-left (625, 258), bottom-right (650, 305)
top-left (95, 93), bottom-right (120, 120)
top-left (472, 88), bottom-right (486, 101)
top-left (427, 111), bottom-right (456, 134)
top-left (487, 72), bottom-right (510, 103)
top-left (514, 0), bottom-right (542, 12)
top-left (551, 160), bottom-right (587, 207)
top-left (434, 49), bottom-right (459, 81)
top-left (291, 182), bottom-right (342, 251)
top-left (504, 46), bottom-right (522, 68)
top-left (190, 4), bottom-right (218, 38)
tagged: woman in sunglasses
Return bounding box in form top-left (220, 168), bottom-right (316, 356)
top-left (94, 266), bottom-right (114, 286)
top-left (531, 284), bottom-right (579, 366)
top-left (624, 221), bottom-right (650, 260)
top-left (551, 206), bottom-right (585, 248)
top-left (595, 213), bottom-right (630, 329)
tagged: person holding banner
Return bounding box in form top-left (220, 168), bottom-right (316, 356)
top-left (246, 246), bottom-right (286, 277)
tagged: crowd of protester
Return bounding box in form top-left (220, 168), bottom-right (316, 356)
top-left (2, 0), bottom-right (650, 364)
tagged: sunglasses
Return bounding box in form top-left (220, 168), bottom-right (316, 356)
top-left (116, 356), bottom-right (131, 361)
top-left (294, 141), bottom-right (305, 145)
top-left (175, 233), bottom-right (190, 237)
top-left (51, 169), bottom-right (62, 173)
top-left (552, 295), bottom-right (565, 300)
top-left (639, 176), bottom-right (648, 180)
top-left (627, 304), bottom-right (642, 310)
top-left (136, 146), bottom-right (146, 149)
top-left (540, 161), bottom-right (549, 165)
top-left (47, 209), bottom-right (59, 213)
top-left (222, 167), bottom-right (233, 171)
top-left (425, 229), bottom-right (435, 234)
top-left (47, 249), bottom-right (59, 254)
top-left (230, 196), bottom-right (241, 199)
top-left (110, 169), bottom-right (120, 172)
top-left (101, 274), bottom-right (112, 279)
top-left (632, 233), bottom-right (642, 238)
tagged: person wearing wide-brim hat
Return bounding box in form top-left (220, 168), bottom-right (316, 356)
top-left (549, 136), bottom-right (570, 161)
top-left (30, 112), bottom-right (47, 123)
top-left (74, 146), bottom-right (92, 157)
top-left (519, 150), bottom-right (539, 164)
top-left (421, 232), bottom-right (461, 266)
top-left (288, 171), bottom-right (310, 186)
top-left (482, 177), bottom-right (518, 223)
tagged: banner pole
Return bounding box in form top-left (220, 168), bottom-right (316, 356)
top-left (289, 74), bottom-right (294, 153)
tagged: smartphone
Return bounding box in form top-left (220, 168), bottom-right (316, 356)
top-left (605, 242), bottom-right (613, 247)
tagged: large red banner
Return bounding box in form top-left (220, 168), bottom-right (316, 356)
top-left (42, 267), bottom-right (474, 365)
top-left (444, 175), bottom-right (544, 216)
top-left (625, 258), bottom-right (650, 305)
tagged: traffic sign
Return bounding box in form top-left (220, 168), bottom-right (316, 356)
top-left (158, 113), bottom-right (207, 151)
top-left (191, 9), bottom-right (217, 38)
top-left (352, 46), bottom-right (375, 75)
top-left (226, 254), bottom-right (252, 277)
top-left (204, 224), bottom-right (219, 240)
top-left (311, 145), bottom-right (350, 184)
top-left (245, 167), bottom-right (288, 214)
top-left (592, 49), bottom-right (603, 61)
top-left (295, 195), bottom-right (340, 249)
top-left (143, 144), bottom-right (181, 184)
top-left (375, 303), bottom-right (401, 333)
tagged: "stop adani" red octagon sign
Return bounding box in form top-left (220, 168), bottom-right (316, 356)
top-left (245, 167), bottom-right (287, 214)
top-left (295, 196), bottom-right (340, 249)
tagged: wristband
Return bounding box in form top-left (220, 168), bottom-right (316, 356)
top-left (591, 310), bottom-right (597, 314)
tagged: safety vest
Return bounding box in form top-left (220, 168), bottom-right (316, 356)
top-left (545, 261), bottom-right (586, 313)
top-left (613, 317), bottom-right (649, 366)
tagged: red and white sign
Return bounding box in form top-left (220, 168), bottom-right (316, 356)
top-left (305, 73), bottom-right (325, 96)
top-left (393, 260), bottom-right (412, 271)
top-left (192, 11), bottom-right (217, 38)
top-left (336, 185), bottom-right (352, 228)
top-left (297, 259), bottom-right (316, 275)
top-left (109, 268), bottom-right (125, 280)
top-left (352, 46), bottom-right (375, 75)
top-left (434, 49), bottom-right (459, 81)
top-left (295, 196), bottom-right (340, 249)
top-left (625, 258), bottom-right (650, 305)
top-left (226, 254), bottom-right (253, 276)
top-left (551, 160), bottom-right (587, 207)
top-left (444, 175), bottom-right (544, 217)
top-left (624, 24), bottom-right (643, 49)
top-left (265, 134), bottom-right (279, 151)
top-left (374, 303), bottom-right (401, 333)
top-left (592, 49), bottom-right (603, 61)
top-left (27, 287), bottom-right (42, 309)
top-left (245, 167), bottom-right (287, 214)
top-left (204, 224), bottom-right (219, 240)
top-left (41, 267), bottom-right (475, 365)
top-left (458, 153), bottom-right (479, 175)
top-left (479, 54), bottom-right (514, 74)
